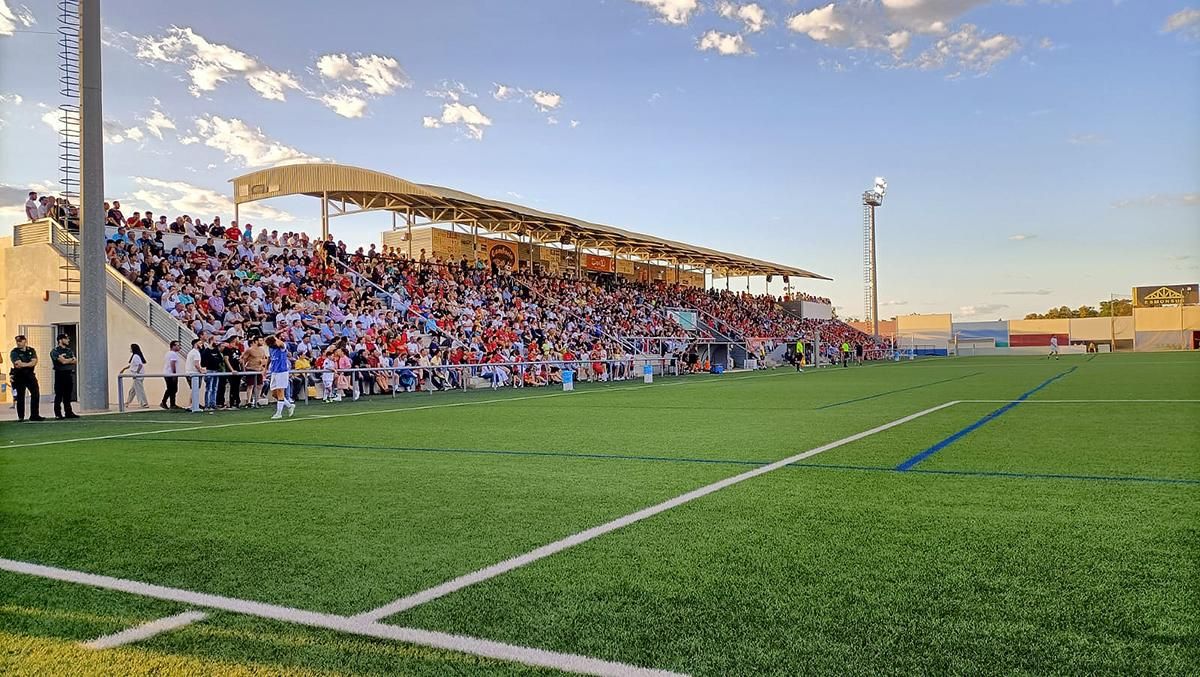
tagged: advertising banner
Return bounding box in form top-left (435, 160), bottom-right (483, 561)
top-left (1133, 284), bottom-right (1198, 307)
top-left (487, 240), bottom-right (518, 270)
top-left (584, 254), bottom-right (615, 273)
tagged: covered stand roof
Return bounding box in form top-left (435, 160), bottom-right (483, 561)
top-left (231, 163), bottom-right (829, 280)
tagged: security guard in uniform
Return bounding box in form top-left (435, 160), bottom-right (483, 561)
top-left (9, 335), bottom-right (46, 422)
top-left (49, 333), bottom-right (80, 419)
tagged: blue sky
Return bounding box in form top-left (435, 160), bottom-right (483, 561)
top-left (1, 0), bottom-right (1198, 320)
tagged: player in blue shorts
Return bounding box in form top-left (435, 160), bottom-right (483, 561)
top-left (265, 336), bottom-right (296, 419)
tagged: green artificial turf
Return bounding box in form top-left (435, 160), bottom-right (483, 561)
top-left (1, 352), bottom-right (1197, 675)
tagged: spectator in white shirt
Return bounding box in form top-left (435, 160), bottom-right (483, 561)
top-left (184, 338), bottom-right (205, 412)
top-left (119, 343), bottom-right (149, 408)
top-left (161, 340), bottom-right (182, 409)
top-left (25, 192), bottom-right (39, 221)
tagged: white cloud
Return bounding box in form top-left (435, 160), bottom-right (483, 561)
top-left (141, 108), bottom-right (176, 140)
top-left (315, 53), bottom-right (409, 95)
top-left (530, 90), bottom-right (562, 111)
top-left (1111, 193), bottom-right (1200, 209)
top-left (786, 3), bottom-right (848, 43)
top-left (319, 91), bottom-right (369, 119)
top-left (0, 0), bottom-right (35, 37)
top-left (192, 115), bottom-right (325, 167)
top-left (906, 24), bottom-right (1019, 75)
top-left (422, 102), bottom-right (492, 140)
top-left (1163, 8), bottom-right (1200, 39)
top-left (1067, 132), bottom-right (1105, 145)
top-left (697, 30), bottom-right (752, 56)
top-left (493, 83), bottom-right (517, 101)
top-left (123, 126), bottom-right (145, 142)
top-left (0, 92), bottom-right (22, 105)
top-left (570, 119), bottom-right (581, 128)
top-left (426, 80), bottom-right (475, 102)
top-left (786, 1), bottom-right (1017, 73)
top-left (959, 303), bottom-right (1008, 317)
top-left (886, 30), bottom-right (911, 55)
top-left (630, 0), bottom-right (699, 25)
top-left (179, 135), bottom-right (199, 145)
top-left (717, 2), bottom-right (767, 33)
top-left (131, 176), bottom-right (294, 224)
top-left (546, 116), bottom-right (559, 125)
top-left (40, 109), bottom-right (66, 135)
top-left (1008, 233), bottom-right (1036, 241)
top-left (136, 26), bottom-right (303, 101)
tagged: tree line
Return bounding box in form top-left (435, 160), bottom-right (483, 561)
top-left (1024, 298), bottom-right (1132, 320)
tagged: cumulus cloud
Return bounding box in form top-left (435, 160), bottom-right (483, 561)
top-left (698, 30), bottom-right (752, 56)
top-left (141, 108), bottom-right (176, 140)
top-left (630, 0), bottom-right (699, 25)
top-left (131, 176), bottom-right (294, 224)
top-left (0, 0), bottom-right (35, 37)
top-left (717, 2), bottom-right (767, 33)
top-left (906, 24), bottom-right (1019, 75)
top-left (959, 303), bottom-right (1008, 316)
top-left (785, 0), bottom-right (1019, 74)
top-left (421, 102), bottom-right (492, 141)
top-left (318, 91), bottom-right (368, 119)
top-left (1111, 193), bottom-right (1200, 209)
top-left (192, 115), bottom-right (325, 167)
top-left (315, 53), bottom-right (409, 95)
top-left (1163, 8), bottom-right (1200, 39)
top-left (135, 26), bottom-right (303, 101)
top-left (490, 83), bottom-right (567, 123)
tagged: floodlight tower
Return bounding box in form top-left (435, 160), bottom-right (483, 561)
top-left (59, 0), bottom-right (108, 410)
top-left (862, 177), bottom-right (887, 337)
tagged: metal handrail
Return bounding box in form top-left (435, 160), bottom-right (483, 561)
top-left (118, 356), bottom-right (677, 413)
top-left (14, 217), bottom-right (198, 346)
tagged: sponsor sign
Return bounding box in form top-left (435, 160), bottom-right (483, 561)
top-left (584, 254), bottom-right (615, 273)
top-left (1133, 284), bottom-right (1198, 307)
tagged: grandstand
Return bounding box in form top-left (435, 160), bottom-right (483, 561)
top-left (0, 164), bottom-right (881, 410)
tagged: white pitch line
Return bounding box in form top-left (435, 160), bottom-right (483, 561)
top-left (353, 400), bottom-right (962, 622)
top-left (0, 368), bottom-right (829, 452)
top-left (957, 399), bottom-right (1200, 403)
top-left (83, 610), bottom-right (209, 649)
top-left (0, 558), bottom-right (684, 677)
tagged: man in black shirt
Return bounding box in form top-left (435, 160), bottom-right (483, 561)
top-left (200, 337), bottom-right (224, 410)
top-left (9, 335), bottom-right (45, 422)
top-left (48, 333), bottom-right (80, 419)
top-left (220, 339), bottom-right (243, 409)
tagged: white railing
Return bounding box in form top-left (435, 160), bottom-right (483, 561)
top-left (118, 356), bottom-right (678, 413)
top-left (13, 218), bottom-right (198, 346)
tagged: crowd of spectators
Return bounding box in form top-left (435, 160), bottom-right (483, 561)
top-left (66, 196), bottom-right (884, 406)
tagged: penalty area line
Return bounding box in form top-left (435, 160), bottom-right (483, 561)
top-left (0, 558), bottom-right (683, 677)
top-left (82, 610), bottom-right (209, 650)
top-left (353, 400), bottom-right (962, 623)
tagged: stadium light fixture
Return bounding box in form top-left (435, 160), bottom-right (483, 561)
top-left (862, 177), bottom-right (888, 336)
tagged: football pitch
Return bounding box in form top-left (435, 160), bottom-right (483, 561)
top-left (2, 352), bottom-right (1197, 676)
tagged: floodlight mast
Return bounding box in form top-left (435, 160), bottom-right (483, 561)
top-left (862, 178), bottom-right (886, 338)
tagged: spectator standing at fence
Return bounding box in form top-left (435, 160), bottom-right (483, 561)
top-left (242, 337), bottom-right (267, 408)
top-left (221, 339), bottom-right (243, 409)
top-left (9, 335), bottom-right (45, 422)
top-left (265, 336), bottom-right (296, 420)
top-left (161, 340), bottom-right (182, 410)
top-left (120, 343), bottom-right (149, 409)
top-left (184, 338), bottom-right (204, 412)
top-left (49, 334), bottom-right (80, 419)
top-left (200, 335), bottom-right (223, 410)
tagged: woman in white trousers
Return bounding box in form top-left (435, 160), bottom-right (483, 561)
top-left (120, 343), bottom-right (150, 408)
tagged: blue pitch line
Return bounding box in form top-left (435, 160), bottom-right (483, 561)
top-left (895, 366), bottom-right (1079, 472)
top-left (813, 372), bottom-right (983, 410)
top-left (135, 437), bottom-right (769, 467)
top-left (790, 462), bottom-right (1200, 486)
top-left (129, 437), bottom-right (1199, 486)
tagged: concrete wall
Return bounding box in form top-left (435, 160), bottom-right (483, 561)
top-left (0, 238), bottom-right (174, 408)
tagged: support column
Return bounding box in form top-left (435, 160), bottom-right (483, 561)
top-left (321, 190), bottom-right (329, 242)
top-left (79, 0), bottom-right (108, 411)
